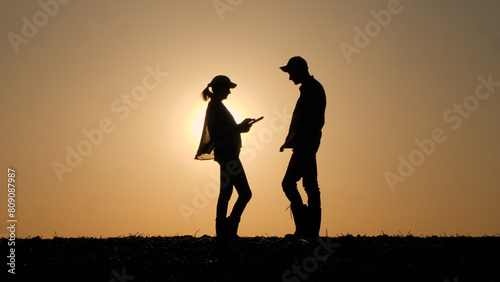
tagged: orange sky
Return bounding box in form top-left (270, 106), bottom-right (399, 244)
top-left (1, 0), bottom-right (500, 238)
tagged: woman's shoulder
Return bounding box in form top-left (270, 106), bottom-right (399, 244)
top-left (207, 100), bottom-right (224, 110)
top-left (206, 100), bottom-right (224, 116)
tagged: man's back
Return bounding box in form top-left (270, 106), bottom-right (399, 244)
top-left (294, 75), bottom-right (326, 152)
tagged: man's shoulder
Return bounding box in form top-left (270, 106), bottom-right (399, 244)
top-left (301, 76), bottom-right (326, 97)
top-left (311, 76), bottom-right (325, 91)
top-left (302, 75), bottom-right (324, 88)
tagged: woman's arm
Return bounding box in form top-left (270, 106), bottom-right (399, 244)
top-left (206, 103), bottom-right (251, 144)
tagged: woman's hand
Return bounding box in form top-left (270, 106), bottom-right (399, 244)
top-left (238, 118), bottom-right (254, 133)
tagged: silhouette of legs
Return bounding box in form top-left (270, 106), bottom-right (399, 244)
top-left (215, 147), bottom-right (252, 238)
top-left (282, 151), bottom-right (321, 238)
top-left (302, 157), bottom-right (321, 238)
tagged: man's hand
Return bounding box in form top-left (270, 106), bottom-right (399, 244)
top-left (238, 118), bottom-right (253, 133)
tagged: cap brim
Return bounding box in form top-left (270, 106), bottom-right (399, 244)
top-left (280, 66), bottom-right (289, 72)
top-left (209, 82), bottom-right (237, 88)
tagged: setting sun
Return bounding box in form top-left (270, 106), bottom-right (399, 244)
top-left (3, 1), bottom-right (500, 280)
top-left (189, 100), bottom-right (245, 149)
top-left (1, 0), bottom-right (499, 241)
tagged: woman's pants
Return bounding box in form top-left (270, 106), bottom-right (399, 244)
top-left (214, 146), bottom-right (252, 223)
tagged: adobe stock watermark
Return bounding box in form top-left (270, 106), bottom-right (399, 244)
top-left (6, 168), bottom-right (17, 275)
top-left (7, 0), bottom-right (71, 54)
top-left (109, 267), bottom-right (135, 282)
top-left (51, 65), bottom-right (169, 183)
top-left (339, 0), bottom-right (411, 64)
top-left (213, 0), bottom-right (243, 21)
top-left (179, 106), bottom-right (292, 224)
top-left (282, 237), bottom-right (340, 282)
top-left (385, 74), bottom-right (500, 191)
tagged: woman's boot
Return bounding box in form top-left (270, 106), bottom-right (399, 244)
top-left (215, 217), bottom-right (227, 238)
top-left (226, 215), bottom-right (241, 238)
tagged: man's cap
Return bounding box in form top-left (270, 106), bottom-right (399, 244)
top-left (280, 56), bottom-right (308, 72)
top-left (208, 75), bottom-right (237, 88)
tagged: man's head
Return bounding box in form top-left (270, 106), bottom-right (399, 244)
top-left (280, 56), bottom-right (310, 85)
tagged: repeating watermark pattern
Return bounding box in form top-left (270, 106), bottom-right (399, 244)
top-left (51, 65), bottom-right (169, 183)
top-left (339, 0), bottom-right (411, 64)
top-left (7, 0), bottom-right (72, 54)
top-left (109, 267), bottom-right (135, 282)
top-left (282, 237), bottom-right (340, 282)
top-left (179, 106), bottom-right (292, 224)
top-left (385, 74), bottom-right (500, 191)
top-left (213, 0), bottom-right (243, 21)
top-left (6, 168), bottom-right (17, 275)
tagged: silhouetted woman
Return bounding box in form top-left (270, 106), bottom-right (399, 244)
top-left (195, 75), bottom-right (253, 238)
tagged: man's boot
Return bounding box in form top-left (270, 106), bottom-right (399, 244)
top-left (306, 207), bottom-right (321, 239)
top-left (290, 204), bottom-right (307, 237)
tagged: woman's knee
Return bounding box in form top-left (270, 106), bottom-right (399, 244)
top-left (282, 178), bottom-right (296, 193)
top-left (241, 189), bottom-right (252, 202)
top-left (218, 188), bottom-right (232, 202)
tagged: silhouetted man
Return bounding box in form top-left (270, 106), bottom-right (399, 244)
top-left (279, 56), bottom-right (326, 238)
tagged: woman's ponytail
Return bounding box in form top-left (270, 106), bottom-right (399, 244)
top-left (201, 85), bottom-right (212, 101)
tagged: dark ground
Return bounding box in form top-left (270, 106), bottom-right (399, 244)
top-left (2, 235), bottom-right (500, 282)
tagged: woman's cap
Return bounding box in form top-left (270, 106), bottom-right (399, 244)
top-left (208, 75), bottom-right (237, 88)
top-left (280, 56), bottom-right (308, 72)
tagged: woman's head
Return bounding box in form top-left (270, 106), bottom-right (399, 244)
top-left (201, 75), bottom-right (237, 101)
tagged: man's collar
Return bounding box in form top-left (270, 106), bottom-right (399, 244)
top-left (299, 75), bottom-right (315, 89)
